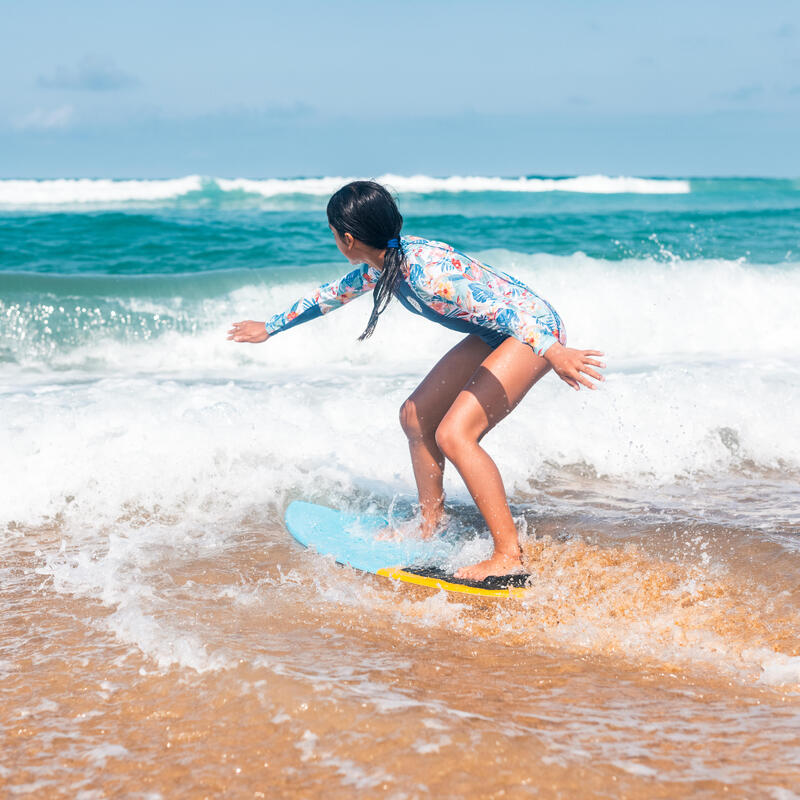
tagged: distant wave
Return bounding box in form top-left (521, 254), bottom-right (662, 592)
top-left (0, 174), bottom-right (691, 206)
top-left (218, 174), bottom-right (692, 196)
top-left (0, 176), bottom-right (204, 205)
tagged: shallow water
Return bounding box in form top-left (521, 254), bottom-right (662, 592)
top-left (2, 175), bottom-right (800, 797)
top-left (4, 513), bottom-right (800, 798)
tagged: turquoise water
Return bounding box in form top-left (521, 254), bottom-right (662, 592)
top-left (2, 177), bottom-right (798, 279)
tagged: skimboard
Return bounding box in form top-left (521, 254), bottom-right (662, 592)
top-left (284, 500), bottom-right (531, 599)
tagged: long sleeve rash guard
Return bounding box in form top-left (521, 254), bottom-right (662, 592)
top-left (263, 235), bottom-right (566, 356)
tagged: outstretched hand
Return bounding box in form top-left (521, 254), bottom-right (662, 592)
top-left (228, 320), bottom-right (270, 344)
top-left (544, 343), bottom-right (605, 390)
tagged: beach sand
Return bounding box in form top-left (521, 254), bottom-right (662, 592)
top-left (4, 512), bottom-right (800, 798)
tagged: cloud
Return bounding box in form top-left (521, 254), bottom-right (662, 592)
top-left (13, 105), bottom-right (75, 131)
top-left (775, 23), bottom-right (796, 38)
top-left (37, 55), bottom-right (138, 91)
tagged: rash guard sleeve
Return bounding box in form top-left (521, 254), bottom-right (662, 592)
top-left (264, 262), bottom-right (381, 337)
top-left (408, 256), bottom-right (563, 356)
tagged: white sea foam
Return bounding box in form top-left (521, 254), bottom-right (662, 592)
top-left (5, 253), bottom-right (799, 369)
top-left (2, 253), bottom-right (799, 533)
top-left (220, 173), bottom-right (690, 196)
top-left (0, 175), bottom-right (205, 205)
top-left (2, 332), bottom-right (798, 532)
top-left (0, 173), bottom-right (689, 206)
top-left (746, 649), bottom-right (800, 685)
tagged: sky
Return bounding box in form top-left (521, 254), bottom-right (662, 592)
top-left (1, 0), bottom-right (798, 177)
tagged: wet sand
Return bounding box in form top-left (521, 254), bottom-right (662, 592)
top-left (3, 511), bottom-right (800, 799)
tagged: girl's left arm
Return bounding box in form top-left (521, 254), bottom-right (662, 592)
top-left (228, 262), bottom-right (381, 343)
top-left (264, 262), bottom-right (381, 336)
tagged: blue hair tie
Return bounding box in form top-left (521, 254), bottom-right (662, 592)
top-left (386, 238), bottom-right (399, 249)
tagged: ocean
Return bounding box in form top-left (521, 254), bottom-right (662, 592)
top-left (2, 174), bottom-right (800, 797)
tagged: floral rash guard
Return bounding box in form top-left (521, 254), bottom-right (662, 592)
top-left (263, 235), bottom-right (566, 356)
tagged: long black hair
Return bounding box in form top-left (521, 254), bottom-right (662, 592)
top-left (326, 180), bottom-right (405, 340)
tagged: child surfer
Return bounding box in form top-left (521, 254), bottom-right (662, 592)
top-left (229, 181), bottom-right (605, 581)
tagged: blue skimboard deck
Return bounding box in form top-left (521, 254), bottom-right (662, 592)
top-left (284, 500), bottom-right (532, 598)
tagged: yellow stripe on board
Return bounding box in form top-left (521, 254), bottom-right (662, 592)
top-left (376, 567), bottom-right (530, 599)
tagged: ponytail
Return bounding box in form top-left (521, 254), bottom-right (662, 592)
top-left (326, 181), bottom-right (406, 340)
top-left (359, 238), bottom-right (404, 340)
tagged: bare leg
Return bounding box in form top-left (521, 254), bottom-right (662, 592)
top-left (434, 337), bottom-right (552, 580)
top-left (399, 335), bottom-right (493, 535)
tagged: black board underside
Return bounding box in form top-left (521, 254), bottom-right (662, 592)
top-left (402, 565), bottom-right (531, 591)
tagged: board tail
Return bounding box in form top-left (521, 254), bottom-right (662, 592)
top-left (377, 566), bottom-right (531, 598)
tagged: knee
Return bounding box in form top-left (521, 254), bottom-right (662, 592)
top-left (399, 398), bottom-right (425, 440)
top-left (434, 418), bottom-right (463, 460)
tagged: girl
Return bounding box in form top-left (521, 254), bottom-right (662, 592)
top-left (229, 181), bottom-right (605, 581)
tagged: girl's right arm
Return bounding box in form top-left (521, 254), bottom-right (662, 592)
top-left (228, 262), bottom-right (381, 343)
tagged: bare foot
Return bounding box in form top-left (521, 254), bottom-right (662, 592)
top-left (375, 526), bottom-right (403, 542)
top-left (418, 511), bottom-right (449, 540)
top-left (454, 551), bottom-right (524, 581)
top-left (375, 512), bottom-right (449, 542)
